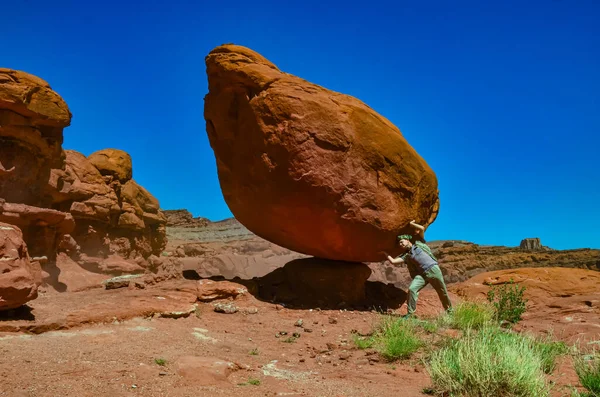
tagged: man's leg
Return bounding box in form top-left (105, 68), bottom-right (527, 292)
top-left (407, 275), bottom-right (427, 315)
top-left (425, 265), bottom-right (452, 311)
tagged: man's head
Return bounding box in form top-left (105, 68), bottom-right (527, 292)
top-left (397, 234), bottom-right (413, 250)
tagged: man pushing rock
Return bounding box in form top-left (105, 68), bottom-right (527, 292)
top-left (383, 220), bottom-right (452, 318)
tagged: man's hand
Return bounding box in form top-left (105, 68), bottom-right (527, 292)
top-left (410, 220), bottom-right (425, 232)
top-left (379, 251), bottom-right (390, 263)
top-left (378, 251), bottom-right (392, 264)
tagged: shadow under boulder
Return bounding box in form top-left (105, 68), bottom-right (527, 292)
top-left (256, 258), bottom-right (371, 308)
top-left (186, 257), bottom-right (407, 310)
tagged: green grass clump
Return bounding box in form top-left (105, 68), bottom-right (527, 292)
top-left (249, 348), bottom-right (259, 355)
top-left (412, 318), bottom-right (439, 334)
top-left (154, 358), bottom-right (167, 366)
top-left (575, 350), bottom-right (600, 396)
top-left (375, 316), bottom-right (422, 361)
top-left (247, 377), bottom-right (261, 386)
top-left (533, 336), bottom-right (568, 374)
top-left (449, 301), bottom-right (495, 330)
top-left (428, 327), bottom-right (550, 397)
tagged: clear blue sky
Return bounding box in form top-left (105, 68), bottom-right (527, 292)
top-left (4, 0), bottom-right (599, 249)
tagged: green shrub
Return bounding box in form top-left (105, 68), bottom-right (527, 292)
top-left (375, 317), bottom-right (422, 361)
top-left (154, 358), bottom-right (167, 366)
top-left (575, 351), bottom-right (600, 396)
top-left (487, 280), bottom-right (527, 324)
top-left (450, 301), bottom-right (495, 330)
top-left (428, 327), bottom-right (549, 397)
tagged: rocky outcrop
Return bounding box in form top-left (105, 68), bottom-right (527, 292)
top-left (166, 218), bottom-right (304, 280)
top-left (0, 69), bottom-right (76, 261)
top-left (49, 151), bottom-right (167, 263)
top-left (520, 238), bottom-right (545, 251)
top-left (204, 45), bottom-right (439, 262)
top-left (450, 267), bottom-right (600, 342)
top-left (0, 199), bottom-right (75, 258)
top-left (87, 149), bottom-right (132, 183)
top-left (0, 69), bottom-right (71, 180)
top-left (452, 267), bottom-right (600, 299)
top-left (175, 237), bottom-right (305, 280)
top-left (433, 243), bottom-right (599, 282)
top-left (163, 210), bottom-right (209, 228)
top-left (47, 149), bottom-right (167, 264)
top-left (0, 68), bottom-right (167, 297)
top-left (0, 222), bottom-right (41, 310)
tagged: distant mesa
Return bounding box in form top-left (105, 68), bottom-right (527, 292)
top-left (204, 44), bottom-right (440, 262)
top-left (519, 237), bottom-right (549, 251)
top-left (163, 209), bottom-right (209, 228)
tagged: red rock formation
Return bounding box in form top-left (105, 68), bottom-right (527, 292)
top-left (163, 209), bottom-right (209, 228)
top-left (0, 69), bottom-right (76, 261)
top-left (0, 68), bottom-right (168, 301)
top-left (0, 222), bottom-right (41, 310)
top-left (88, 149), bottom-right (132, 183)
top-left (49, 149), bottom-right (167, 259)
top-left (432, 243), bottom-right (599, 283)
top-left (0, 199), bottom-right (75, 258)
top-left (204, 45), bottom-right (439, 262)
top-left (450, 267), bottom-right (600, 341)
top-left (0, 69), bottom-right (71, 173)
top-left (196, 279), bottom-right (248, 302)
top-left (452, 267), bottom-right (600, 299)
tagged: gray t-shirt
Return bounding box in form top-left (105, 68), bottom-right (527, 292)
top-left (401, 243), bottom-right (437, 277)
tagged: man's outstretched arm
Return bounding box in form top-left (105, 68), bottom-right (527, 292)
top-left (381, 252), bottom-right (405, 265)
top-left (410, 220), bottom-right (425, 231)
top-left (410, 220), bottom-right (425, 238)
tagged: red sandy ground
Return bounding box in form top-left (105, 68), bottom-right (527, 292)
top-left (0, 267), bottom-right (598, 397)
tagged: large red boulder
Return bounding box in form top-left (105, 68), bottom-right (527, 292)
top-left (0, 222), bottom-right (41, 310)
top-left (204, 45), bottom-right (439, 262)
